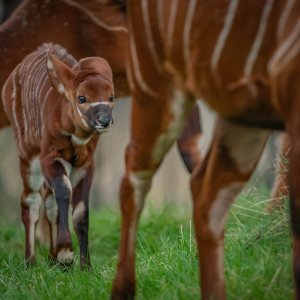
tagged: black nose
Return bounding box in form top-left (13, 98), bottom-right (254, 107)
top-left (98, 114), bottom-right (111, 128)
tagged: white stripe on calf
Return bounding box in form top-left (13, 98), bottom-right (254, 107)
top-left (12, 91), bottom-right (26, 157)
top-left (211, 0), bottom-right (240, 84)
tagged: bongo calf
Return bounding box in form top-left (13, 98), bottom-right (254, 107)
top-left (1, 43), bottom-right (114, 268)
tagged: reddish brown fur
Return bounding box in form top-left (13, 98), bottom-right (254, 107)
top-left (2, 43), bottom-right (114, 268)
top-left (0, 0), bottom-right (202, 177)
top-left (111, 1), bottom-right (300, 299)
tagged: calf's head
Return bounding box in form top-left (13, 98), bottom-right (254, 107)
top-left (47, 52), bottom-right (114, 134)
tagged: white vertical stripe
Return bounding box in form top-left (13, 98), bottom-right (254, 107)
top-left (12, 70), bottom-right (17, 101)
top-left (277, 0), bottom-right (296, 40)
top-left (166, 0), bottom-right (178, 51)
top-left (157, 0), bottom-right (165, 39)
top-left (183, 0), bottom-right (198, 66)
top-left (268, 19), bottom-right (300, 73)
top-left (244, 0), bottom-right (274, 78)
top-left (141, 0), bottom-right (162, 73)
top-left (126, 61), bottom-right (136, 91)
top-left (276, 39), bottom-right (300, 73)
top-left (129, 26), bottom-right (158, 97)
top-left (25, 53), bottom-right (44, 145)
top-left (12, 94), bottom-right (26, 157)
top-left (211, 0), bottom-right (240, 84)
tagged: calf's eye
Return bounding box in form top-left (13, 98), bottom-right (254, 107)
top-left (78, 96), bottom-right (86, 104)
top-left (109, 95), bottom-right (114, 103)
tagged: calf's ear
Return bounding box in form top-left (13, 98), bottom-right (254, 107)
top-left (46, 51), bottom-right (75, 94)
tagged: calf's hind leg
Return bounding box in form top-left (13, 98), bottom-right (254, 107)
top-left (19, 157), bottom-right (44, 264)
top-left (111, 89), bottom-right (194, 299)
top-left (191, 118), bottom-right (269, 299)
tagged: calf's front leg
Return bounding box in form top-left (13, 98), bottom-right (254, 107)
top-left (41, 157), bottom-right (73, 266)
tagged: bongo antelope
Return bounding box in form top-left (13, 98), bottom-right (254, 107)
top-left (111, 0), bottom-right (300, 299)
top-left (2, 43), bottom-right (114, 268)
top-left (0, 0), bottom-right (202, 175)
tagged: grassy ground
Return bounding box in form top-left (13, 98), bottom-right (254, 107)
top-left (0, 188), bottom-right (292, 300)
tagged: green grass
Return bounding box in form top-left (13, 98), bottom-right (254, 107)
top-left (0, 189), bottom-right (292, 299)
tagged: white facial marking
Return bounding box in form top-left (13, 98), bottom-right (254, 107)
top-left (57, 248), bottom-right (74, 263)
top-left (90, 102), bottom-right (109, 107)
top-left (76, 106), bottom-right (89, 128)
top-left (72, 202), bottom-right (86, 226)
top-left (209, 182), bottom-right (245, 236)
top-left (45, 194), bottom-right (58, 248)
top-left (211, 0), bottom-right (240, 85)
top-left (54, 158), bottom-right (72, 177)
top-left (29, 157), bottom-right (44, 192)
